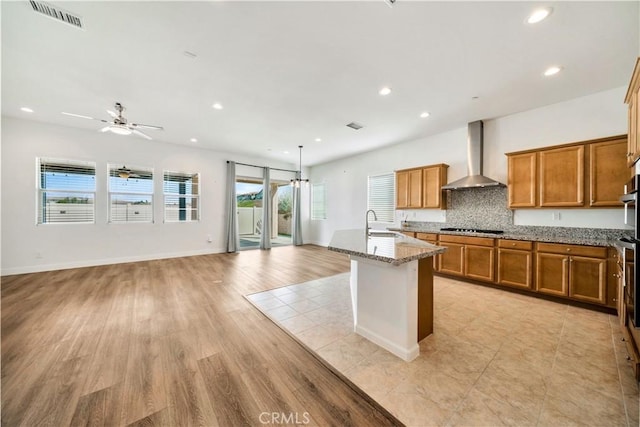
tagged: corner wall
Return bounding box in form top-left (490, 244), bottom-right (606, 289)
top-left (309, 87), bottom-right (627, 246)
top-left (1, 117), bottom-right (302, 275)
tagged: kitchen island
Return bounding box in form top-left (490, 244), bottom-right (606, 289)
top-left (328, 229), bottom-right (445, 361)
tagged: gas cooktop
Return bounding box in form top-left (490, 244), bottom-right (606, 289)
top-left (440, 227), bottom-right (504, 235)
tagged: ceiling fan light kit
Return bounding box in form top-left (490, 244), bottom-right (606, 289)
top-left (62, 102), bottom-right (163, 140)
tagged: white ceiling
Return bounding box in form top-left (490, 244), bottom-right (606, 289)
top-left (2, 1), bottom-right (638, 167)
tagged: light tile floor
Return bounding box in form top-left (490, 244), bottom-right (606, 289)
top-left (246, 274), bottom-right (640, 427)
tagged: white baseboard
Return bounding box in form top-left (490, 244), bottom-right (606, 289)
top-left (355, 324), bottom-right (419, 362)
top-left (1, 247), bottom-right (227, 276)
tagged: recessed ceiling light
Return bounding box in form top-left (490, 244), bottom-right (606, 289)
top-left (315, 138), bottom-right (322, 142)
top-left (419, 112), bottom-right (430, 118)
top-left (190, 138), bottom-right (198, 143)
top-left (212, 103), bottom-right (223, 110)
top-left (21, 107), bottom-right (34, 113)
top-left (527, 8), bottom-right (552, 24)
top-left (379, 87), bottom-right (392, 96)
top-left (543, 66), bottom-right (562, 77)
top-left (283, 150), bottom-right (289, 154)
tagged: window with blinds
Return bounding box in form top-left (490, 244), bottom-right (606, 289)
top-left (367, 172), bottom-right (395, 222)
top-left (311, 183), bottom-right (326, 220)
top-left (37, 158), bottom-right (96, 224)
top-left (164, 171), bottom-right (199, 222)
top-left (108, 164), bottom-right (154, 223)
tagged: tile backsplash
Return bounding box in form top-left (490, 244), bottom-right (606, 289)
top-left (445, 186), bottom-right (513, 229)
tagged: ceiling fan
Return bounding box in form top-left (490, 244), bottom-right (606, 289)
top-left (62, 102), bottom-right (163, 140)
top-left (114, 166), bottom-right (139, 179)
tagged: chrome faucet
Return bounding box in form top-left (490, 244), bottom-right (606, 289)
top-left (366, 209), bottom-right (377, 236)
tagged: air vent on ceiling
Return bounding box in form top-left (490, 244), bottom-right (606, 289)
top-left (30, 0), bottom-right (83, 29)
top-left (346, 122), bottom-right (364, 130)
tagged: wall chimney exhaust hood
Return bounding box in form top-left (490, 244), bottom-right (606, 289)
top-left (442, 120), bottom-right (505, 190)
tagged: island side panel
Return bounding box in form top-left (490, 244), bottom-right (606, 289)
top-left (417, 257), bottom-right (434, 341)
top-left (351, 255), bottom-right (419, 361)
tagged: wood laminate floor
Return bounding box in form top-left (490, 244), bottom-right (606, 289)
top-left (1, 245), bottom-right (401, 426)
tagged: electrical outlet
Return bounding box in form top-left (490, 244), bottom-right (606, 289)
top-left (207, 235), bottom-right (212, 243)
top-left (551, 212), bottom-right (561, 221)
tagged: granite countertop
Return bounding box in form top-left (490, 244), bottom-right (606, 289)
top-left (328, 229), bottom-right (446, 266)
top-left (390, 226), bottom-right (618, 247)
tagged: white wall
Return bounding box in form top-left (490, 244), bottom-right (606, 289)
top-left (309, 87), bottom-right (628, 246)
top-left (1, 116), bottom-right (304, 275)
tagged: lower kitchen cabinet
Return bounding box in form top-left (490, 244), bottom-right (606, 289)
top-left (568, 256), bottom-right (607, 304)
top-left (431, 235), bottom-right (613, 309)
top-left (438, 235), bottom-right (495, 282)
top-left (465, 244), bottom-right (494, 282)
top-left (416, 232), bottom-right (439, 270)
top-left (497, 240), bottom-right (533, 289)
top-left (535, 242), bottom-right (607, 305)
top-left (438, 241), bottom-right (464, 275)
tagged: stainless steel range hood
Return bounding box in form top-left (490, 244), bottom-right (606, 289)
top-left (442, 120), bottom-right (505, 190)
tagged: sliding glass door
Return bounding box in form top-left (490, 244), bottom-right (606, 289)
top-left (236, 178), bottom-right (292, 249)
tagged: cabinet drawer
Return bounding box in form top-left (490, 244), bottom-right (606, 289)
top-left (439, 234), bottom-right (494, 247)
top-left (535, 242), bottom-right (607, 258)
top-left (401, 231), bottom-right (416, 238)
top-left (497, 239), bottom-right (532, 250)
top-left (416, 232), bottom-right (438, 241)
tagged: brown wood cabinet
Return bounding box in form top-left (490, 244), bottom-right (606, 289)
top-left (535, 242), bottom-right (607, 305)
top-left (422, 164), bottom-right (448, 208)
top-left (438, 241), bottom-right (464, 276)
top-left (507, 152), bottom-right (536, 208)
top-left (438, 235), bottom-right (495, 282)
top-left (496, 240), bottom-right (533, 289)
top-left (415, 232), bottom-right (439, 270)
top-left (396, 164), bottom-right (448, 209)
top-left (589, 138), bottom-right (629, 206)
top-left (396, 168), bottom-right (422, 209)
top-left (625, 57), bottom-right (640, 166)
top-left (539, 145), bottom-right (584, 207)
top-left (506, 135), bottom-right (627, 209)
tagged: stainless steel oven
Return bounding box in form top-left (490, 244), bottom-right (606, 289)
top-left (620, 175), bottom-right (640, 327)
top-left (621, 175), bottom-right (639, 234)
top-left (615, 237), bottom-right (639, 327)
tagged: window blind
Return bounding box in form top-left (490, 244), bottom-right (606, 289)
top-left (37, 158), bottom-right (96, 224)
top-left (108, 164), bottom-right (153, 223)
top-left (164, 171), bottom-right (199, 222)
top-left (367, 173), bottom-right (395, 222)
top-left (311, 183), bottom-right (326, 220)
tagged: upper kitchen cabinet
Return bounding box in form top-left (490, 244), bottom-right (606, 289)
top-left (396, 164), bottom-right (448, 209)
top-left (507, 152), bottom-right (537, 207)
top-left (396, 168), bottom-right (422, 208)
top-left (539, 145), bottom-right (584, 207)
top-left (625, 57), bottom-right (640, 166)
top-left (506, 135), bottom-right (627, 208)
top-left (590, 137), bottom-right (629, 206)
top-left (422, 164), bottom-right (448, 208)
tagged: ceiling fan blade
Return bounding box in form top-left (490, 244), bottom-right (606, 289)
top-left (62, 112), bottom-right (97, 120)
top-left (106, 110), bottom-right (118, 118)
top-left (132, 129), bottom-right (152, 140)
top-left (62, 112), bottom-right (109, 123)
top-left (130, 123), bottom-right (164, 130)
top-left (99, 126), bottom-right (111, 132)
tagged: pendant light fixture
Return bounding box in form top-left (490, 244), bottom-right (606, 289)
top-left (290, 145), bottom-right (309, 187)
